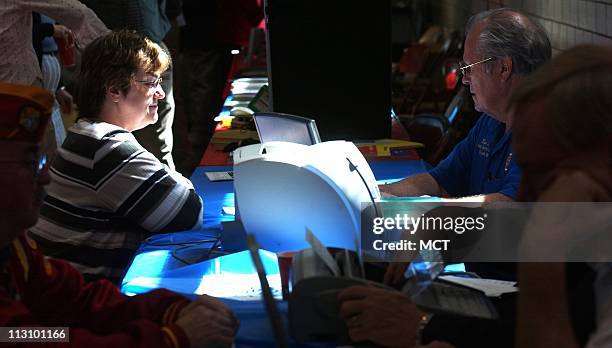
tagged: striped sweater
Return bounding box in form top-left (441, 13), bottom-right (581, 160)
top-left (29, 119), bottom-right (203, 281)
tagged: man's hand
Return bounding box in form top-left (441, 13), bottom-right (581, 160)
top-left (380, 190), bottom-right (398, 198)
top-left (175, 295), bottom-right (239, 348)
top-left (338, 285), bottom-right (423, 348)
top-left (379, 173), bottom-right (443, 198)
top-left (379, 183), bottom-right (397, 197)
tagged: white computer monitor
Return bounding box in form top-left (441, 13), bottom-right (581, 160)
top-left (233, 141), bottom-right (380, 252)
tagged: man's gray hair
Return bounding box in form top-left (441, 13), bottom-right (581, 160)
top-left (466, 8), bottom-right (551, 75)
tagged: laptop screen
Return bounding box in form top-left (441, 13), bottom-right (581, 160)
top-left (253, 112), bottom-right (321, 145)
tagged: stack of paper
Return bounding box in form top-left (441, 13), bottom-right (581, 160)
top-left (439, 275), bottom-right (519, 297)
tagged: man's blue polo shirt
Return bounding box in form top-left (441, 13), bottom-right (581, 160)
top-left (428, 114), bottom-right (521, 199)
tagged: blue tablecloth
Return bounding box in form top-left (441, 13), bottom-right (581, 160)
top-left (121, 159), bottom-right (427, 347)
top-left (188, 160), bottom-right (428, 230)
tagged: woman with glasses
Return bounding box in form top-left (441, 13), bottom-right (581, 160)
top-left (29, 30), bottom-right (204, 284)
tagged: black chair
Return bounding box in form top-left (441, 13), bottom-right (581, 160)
top-left (395, 29), bottom-right (463, 116)
top-left (405, 114), bottom-right (449, 163)
top-left (402, 86), bottom-right (474, 165)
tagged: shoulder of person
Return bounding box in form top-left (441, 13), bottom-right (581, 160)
top-left (540, 171), bottom-right (608, 202)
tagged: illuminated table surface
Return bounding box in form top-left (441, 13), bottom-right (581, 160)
top-left (121, 159), bottom-right (427, 346)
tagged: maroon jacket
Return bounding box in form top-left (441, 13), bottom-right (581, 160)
top-left (0, 235), bottom-right (190, 348)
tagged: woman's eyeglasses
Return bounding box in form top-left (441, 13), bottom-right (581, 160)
top-left (458, 57), bottom-right (496, 77)
top-left (135, 77), bottom-right (163, 88)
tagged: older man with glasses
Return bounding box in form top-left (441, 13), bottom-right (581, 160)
top-left (381, 8), bottom-right (551, 204)
top-left (342, 9), bottom-right (552, 348)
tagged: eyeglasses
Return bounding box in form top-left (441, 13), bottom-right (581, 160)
top-left (135, 77), bottom-right (163, 88)
top-left (0, 153), bottom-right (48, 178)
top-left (458, 57), bottom-right (496, 77)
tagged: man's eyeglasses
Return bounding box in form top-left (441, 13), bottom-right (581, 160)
top-left (0, 153), bottom-right (48, 178)
top-left (458, 57), bottom-right (496, 77)
top-left (135, 77), bottom-right (163, 88)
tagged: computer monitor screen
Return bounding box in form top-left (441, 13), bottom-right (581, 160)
top-left (253, 112), bottom-right (321, 145)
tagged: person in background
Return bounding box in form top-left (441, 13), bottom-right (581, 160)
top-left (380, 8), bottom-right (550, 204)
top-left (0, 82), bottom-right (237, 348)
top-left (32, 12), bottom-right (75, 145)
top-left (0, 0), bottom-right (108, 156)
top-left (29, 30), bottom-right (203, 284)
top-left (508, 45), bottom-right (612, 348)
top-left (179, 0), bottom-right (263, 171)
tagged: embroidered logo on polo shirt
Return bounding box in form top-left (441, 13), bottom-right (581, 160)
top-left (504, 153), bottom-right (513, 173)
top-left (477, 138), bottom-right (490, 158)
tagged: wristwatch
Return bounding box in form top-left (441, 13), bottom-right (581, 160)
top-left (415, 312), bottom-right (434, 346)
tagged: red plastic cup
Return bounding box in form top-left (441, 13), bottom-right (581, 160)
top-left (277, 251), bottom-right (298, 300)
top-left (57, 37), bottom-right (75, 67)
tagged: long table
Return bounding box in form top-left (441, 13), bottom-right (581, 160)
top-left (121, 159), bottom-right (427, 346)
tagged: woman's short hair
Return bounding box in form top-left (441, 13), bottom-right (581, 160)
top-left (75, 30), bottom-right (170, 119)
